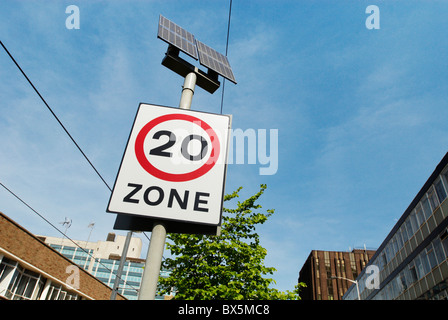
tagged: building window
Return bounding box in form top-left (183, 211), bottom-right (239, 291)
top-left (340, 260), bottom-right (346, 278)
top-left (391, 236), bottom-right (398, 257)
top-left (0, 260), bottom-right (44, 300)
top-left (426, 247), bottom-right (438, 270)
top-left (443, 171), bottom-right (448, 192)
top-left (435, 179), bottom-right (447, 204)
top-left (398, 271), bottom-right (408, 293)
top-left (381, 252), bottom-right (387, 267)
top-left (428, 187), bottom-right (440, 212)
top-left (433, 238), bottom-right (446, 265)
top-left (45, 283), bottom-right (79, 300)
top-left (350, 260), bottom-right (357, 280)
top-left (415, 204), bottom-right (425, 227)
top-left (401, 225), bottom-right (409, 244)
top-left (421, 197), bottom-right (432, 220)
top-left (414, 255), bottom-right (424, 280)
top-left (396, 228), bottom-right (404, 249)
top-left (327, 278), bottom-right (334, 300)
top-left (420, 250), bottom-right (431, 275)
top-left (409, 211), bottom-right (419, 234)
top-left (409, 264), bottom-right (418, 283)
top-left (405, 219), bottom-right (414, 240)
top-left (441, 230), bottom-right (448, 256)
top-left (0, 258), bottom-right (17, 297)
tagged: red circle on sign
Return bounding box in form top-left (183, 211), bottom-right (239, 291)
top-left (135, 113), bottom-right (220, 182)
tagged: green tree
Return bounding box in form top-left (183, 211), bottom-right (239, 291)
top-left (159, 184), bottom-right (306, 300)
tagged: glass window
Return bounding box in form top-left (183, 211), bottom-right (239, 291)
top-left (350, 260), bottom-right (357, 279)
top-left (46, 284), bottom-right (78, 300)
top-left (381, 252), bottom-right (388, 266)
top-left (48, 285), bottom-right (61, 300)
top-left (409, 211), bottom-right (418, 233)
top-left (409, 263), bottom-right (418, 282)
top-left (401, 225), bottom-right (409, 243)
top-left (420, 251), bottom-right (430, 275)
top-left (391, 277), bottom-right (398, 298)
top-left (435, 179), bottom-right (447, 203)
top-left (443, 171), bottom-right (448, 191)
top-left (415, 204), bottom-right (425, 226)
top-left (327, 278), bottom-right (334, 300)
top-left (426, 246), bottom-right (437, 270)
top-left (442, 232), bottom-right (448, 257)
top-left (421, 197), bottom-right (432, 220)
top-left (50, 244), bottom-right (62, 251)
top-left (0, 260), bottom-right (16, 283)
top-left (384, 245), bottom-right (391, 264)
top-left (399, 271), bottom-right (407, 293)
top-left (434, 179), bottom-right (446, 203)
top-left (396, 228), bottom-right (404, 248)
top-left (428, 187), bottom-right (439, 212)
top-left (405, 218), bottom-right (414, 238)
top-left (4, 267), bottom-right (43, 300)
top-left (433, 238), bottom-right (445, 265)
top-left (392, 236), bottom-right (399, 256)
top-left (414, 255), bottom-right (423, 279)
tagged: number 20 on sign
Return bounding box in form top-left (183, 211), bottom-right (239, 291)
top-left (107, 103), bottom-right (231, 226)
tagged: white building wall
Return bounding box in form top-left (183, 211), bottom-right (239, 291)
top-left (41, 232), bottom-right (143, 260)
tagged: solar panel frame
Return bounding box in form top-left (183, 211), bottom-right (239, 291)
top-left (158, 15), bottom-right (198, 60)
top-left (196, 40), bottom-right (236, 84)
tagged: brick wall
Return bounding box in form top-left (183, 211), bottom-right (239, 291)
top-left (0, 211), bottom-right (126, 300)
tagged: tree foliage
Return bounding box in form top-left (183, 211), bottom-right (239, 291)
top-left (159, 184), bottom-right (306, 300)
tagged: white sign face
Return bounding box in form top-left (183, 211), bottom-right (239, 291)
top-left (107, 103), bottom-right (231, 226)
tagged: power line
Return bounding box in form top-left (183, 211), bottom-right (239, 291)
top-left (0, 181), bottom-right (139, 295)
top-left (0, 40), bottom-right (112, 192)
top-left (0, 182), bottom-right (70, 242)
top-left (0, 40), bottom-right (150, 296)
top-left (220, 0), bottom-right (233, 115)
top-left (0, 39), bottom-right (154, 259)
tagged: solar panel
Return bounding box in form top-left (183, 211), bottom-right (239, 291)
top-left (196, 40), bottom-right (236, 84)
top-left (158, 15), bottom-right (198, 60)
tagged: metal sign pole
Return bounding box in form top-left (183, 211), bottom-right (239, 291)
top-left (138, 72), bottom-right (197, 300)
top-left (138, 222), bottom-right (166, 300)
top-left (179, 72), bottom-right (197, 110)
top-left (111, 231), bottom-right (132, 300)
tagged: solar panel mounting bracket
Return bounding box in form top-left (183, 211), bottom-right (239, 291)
top-left (162, 45), bottom-right (220, 94)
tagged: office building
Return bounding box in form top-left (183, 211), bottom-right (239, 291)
top-left (40, 232), bottom-right (172, 300)
top-left (298, 249), bottom-right (376, 300)
top-left (344, 152), bottom-right (448, 300)
top-left (0, 211), bottom-right (125, 300)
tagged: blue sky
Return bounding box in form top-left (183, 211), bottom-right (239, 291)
top-left (1, 1), bottom-right (448, 293)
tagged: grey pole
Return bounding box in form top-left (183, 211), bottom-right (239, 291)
top-left (138, 222), bottom-right (167, 300)
top-left (111, 231), bottom-right (133, 300)
top-left (179, 72), bottom-right (196, 110)
top-left (138, 72), bottom-right (197, 300)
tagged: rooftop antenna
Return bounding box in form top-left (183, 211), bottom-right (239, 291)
top-left (85, 222), bottom-right (95, 247)
top-left (59, 217), bottom-right (72, 245)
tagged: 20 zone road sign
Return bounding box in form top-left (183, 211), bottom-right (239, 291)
top-left (107, 103), bottom-right (231, 226)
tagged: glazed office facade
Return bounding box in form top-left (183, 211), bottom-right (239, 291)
top-left (43, 234), bottom-right (172, 300)
top-left (344, 152), bottom-right (448, 300)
